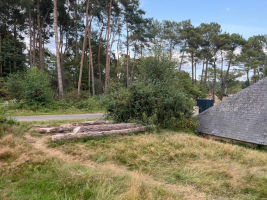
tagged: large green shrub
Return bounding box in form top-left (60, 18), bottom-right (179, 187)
top-left (0, 78), bottom-right (8, 99)
top-left (105, 81), bottom-right (194, 128)
top-left (105, 55), bottom-right (196, 128)
top-left (4, 73), bottom-right (25, 100)
top-left (23, 67), bottom-right (53, 106)
top-left (4, 67), bottom-right (53, 107)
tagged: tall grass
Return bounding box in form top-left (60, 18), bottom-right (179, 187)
top-left (51, 131), bottom-right (267, 199)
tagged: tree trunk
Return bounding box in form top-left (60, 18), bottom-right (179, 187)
top-left (75, 0), bottom-right (78, 62)
top-left (130, 43), bottom-right (137, 82)
top-left (105, 0), bottom-right (112, 90)
top-left (37, 123), bottom-right (140, 133)
top-left (88, 49), bottom-right (91, 94)
top-left (247, 70), bottom-right (250, 86)
top-left (52, 126), bottom-right (147, 141)
top-left (13, 21), bottom-right (17, 71)
top-left (126, 22), bottom-right (129, 88)
top-left (0, 33), bottom-right (1, 75)
top-left (213, 61), bottom-right (216, 101)
top-left (88, 29), bottom-right (95, 96)
top-left (204, 56), bottom-right (209, 88)
top-left (37, 0), bottom-right (43, 69)
top-left (179, 41), bottom-right (187, 71)
top-left (78, 0), bottom-right (90, 98)
top-left (220, 57), bottom-right (232, 101)
top-left (42, 30), bottom-right (45, 68)
top-left (195, 61), bottom-right (197, 84)
top-left (264, 58), bottom-right (266, 78)
top-left (29, 5), bottom-right (32, 67)
top-left (66, 120), bottom-right (112, 126)
top-left (200, 60), bottom-right (204, 84)
top-left (54, 0), bottom-right (64, 98)
top-left (191, 53), bottom-right (194, 85)
top-left (117, 34), bottom-right (120, 83)
top-left (33, 6), bottom-right (36, 67)
top-left (169, 40), bottom-right (172, 59)
top-left (97, 27), bottom-right (104, 94)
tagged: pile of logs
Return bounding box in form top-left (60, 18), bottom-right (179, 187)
top-left (35, 121), bottom-right (147, 142)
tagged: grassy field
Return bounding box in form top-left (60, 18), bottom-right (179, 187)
top-left (1, 120), bottom-right (267, 199)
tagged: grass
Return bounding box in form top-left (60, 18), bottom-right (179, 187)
top-left (10, 108), bottom-right (104, 116)
top-left (1, 119), bottom-right (267, 199)
top-left (0, 134), bottom-right (177, 200)
top-left (50, 131), bottom-right (267, 199)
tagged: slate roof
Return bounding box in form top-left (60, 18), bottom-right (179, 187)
top-left (197, 77), bottom-right (267, 145)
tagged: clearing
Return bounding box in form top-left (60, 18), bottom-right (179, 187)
top-left (1, 119), bottom-right (267, 199)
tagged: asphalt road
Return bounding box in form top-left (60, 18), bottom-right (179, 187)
top-left (13, 113), bottom-right (105, 122)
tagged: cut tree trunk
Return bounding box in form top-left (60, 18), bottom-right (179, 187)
top-left (36, 127), bottom-right (76, 133)
top-left (52, 126), bottom-right (147, 142)
top-left (61, 120), bottom-right (113, 127)
top-left (36, 123), bottom-right (140, 134)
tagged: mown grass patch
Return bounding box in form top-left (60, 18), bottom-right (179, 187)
top-left (50, 131), bottom-right (267, 199)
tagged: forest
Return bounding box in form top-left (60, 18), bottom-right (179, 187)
top-left (0, 0), bottom-right (266, 115)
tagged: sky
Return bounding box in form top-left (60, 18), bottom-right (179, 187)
top-left (35, 0), bottom-right (267, 80)
top-left (139, 0), bottom-right (267, 79)
top-left (141, 0), bottom-right (267, 39)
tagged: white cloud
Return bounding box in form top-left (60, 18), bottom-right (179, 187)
top-left (140, 0), bottom-right (146, 8)
top-left (226, 8), bottom-right (230, 11)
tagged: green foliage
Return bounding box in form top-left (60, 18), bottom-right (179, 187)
top-left (176, 72), bottom-right (206, 99)
top-left (4, 73), bottom-right (25, 100)
top-left (0, 78), bottom-right (8, 99)
top-left (105, 55), bottom-right (195, 128)
top-left (4, 67), bottom-right (53, 108)
top-left (23, 67), bottom-right (53, 106)
top-left (0, 102), bottom-right (18, 136)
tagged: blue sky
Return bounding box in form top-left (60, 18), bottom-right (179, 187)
top-left (141, 0), bottom-right (267, 39)
top-left (140, 0), bottom-right (267, 79)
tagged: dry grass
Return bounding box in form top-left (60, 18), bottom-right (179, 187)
top-left (2, 119), bottom-right (267, 199)
top-left (50, 131), bottom-right (267, 199)
top-left (0, 123), bottom-right (181, 200)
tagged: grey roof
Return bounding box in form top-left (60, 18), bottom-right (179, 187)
top-left (197, 77), bottom-right (267, 145)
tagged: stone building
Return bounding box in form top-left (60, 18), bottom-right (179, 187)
top-left (197, 77), bottom-right (267, 145)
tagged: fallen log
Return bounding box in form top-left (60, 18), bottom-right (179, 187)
top-left (36, 127), bottom-right (76, 134)
top-left (36, 123), bottom-right (140, 134)
top-left (78, 123), bottom-right (141, 132)
top-left (60, 120), bottom-right (113, 128)
top-left (52, 126), bottom-right (147, 142)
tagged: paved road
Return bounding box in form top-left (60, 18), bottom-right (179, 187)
top-left (13, 113), bottom-right (105, 122)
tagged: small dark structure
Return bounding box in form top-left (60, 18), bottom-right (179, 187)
top-left (197, 77), bottom-right (267, 145)
top-left (197, 99), bottom-right (214, 113)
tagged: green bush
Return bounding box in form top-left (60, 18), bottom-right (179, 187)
top-left (24, 67), bottom-right (53, 106)
top-left (104, 54), bottom-right (198, 129)
top-left (0, 103), bottom-right (17, 125)
top-left (4, 73), bottom-right (25, 100)
top-left (0, 78), bottom-right (8, 99)
top-left (4, 67), bottom-right (53, 108)
top-left (105, 81), bottom-right (194, 128)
